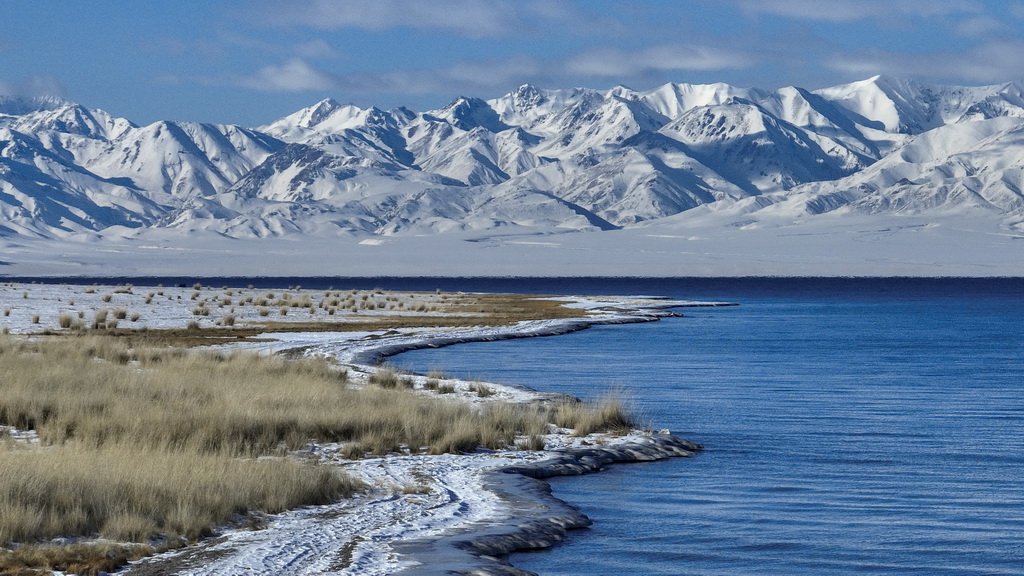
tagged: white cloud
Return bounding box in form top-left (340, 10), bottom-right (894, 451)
top-left (294, 39), bottom-right (339, 59)
top-left (238, 59), bottom-right (339, 92)
top-left (954, 16), bottom-right (1007, 38)
top-left (731, 0), bottom-right (984, 22)
top-left (226, 44), bottom-right (757, 99)
top-left (567, 45), bottom-right (752, 78)
top-left (438, 56), bottom-right (542, 87)
top-left (0, 75), bottom-right (67, 99)
top-left (827, 39), bottom-right (1024, 85)
top-left (251, 0), bottom-right (595, 38)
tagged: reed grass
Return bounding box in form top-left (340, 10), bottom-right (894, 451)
top-left (0, 443), bottom-right (354, 545)
top-left (0, 286), bottom-right (638, 572)
top-left (554, 392), bottom-right (635, 437)
top-left (0, 541), bottom-right (155, 576)
top-left (0, 335), bottom-right (601, 548)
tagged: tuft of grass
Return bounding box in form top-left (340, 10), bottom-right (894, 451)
top-left (341, 443), bottom-right (365, 460)
top-left (0, 443), bottom-right (357, 546)
top-left (0, 542), bottom-right (156, 576)
top-left (554, 392), bottom-right (635, 437)
top-left (518, 434), bottom-right (547, 451)
top-left (369, 368), bottom-right (399, 389)
top-left (469, 383), bottom-right (495, 398)
top-left (92, 309), bottom-right (109, 330)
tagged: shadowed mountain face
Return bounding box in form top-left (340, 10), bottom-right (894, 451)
top-left (2, 75), bottom-right (1024, 240)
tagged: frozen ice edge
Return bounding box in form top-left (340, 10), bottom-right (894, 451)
top-left (115, 295), bottom-right (727, 576)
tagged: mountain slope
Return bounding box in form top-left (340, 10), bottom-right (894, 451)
top-left (1, 76), bottom-right (1023, 245)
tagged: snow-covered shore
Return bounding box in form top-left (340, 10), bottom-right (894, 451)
top-left (0, 283), bottom-right (718, 575)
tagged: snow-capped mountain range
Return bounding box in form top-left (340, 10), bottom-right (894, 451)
top-left (2, 75), bottom-right (1024, 241)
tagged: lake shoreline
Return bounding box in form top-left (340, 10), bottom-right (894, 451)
top-left (1, 283), bottom-right (716, 575)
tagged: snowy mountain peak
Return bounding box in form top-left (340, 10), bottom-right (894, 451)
top-left (1, 75), bottom-right (1022, 243)
top-left (260, 99), bottom-right (374, 137)
top-left (432, 96), bottom-right (509, 133)
top-left (636, 81), bottom-right (758, 119)
top-left (301, 98), bottom-right (345, 126)
top-left (511, 84), bottom-right (545, 107)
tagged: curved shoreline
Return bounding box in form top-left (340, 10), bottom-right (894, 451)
top-left (392, 435), bottom-right (702, 576)
top-left (348, 297), bottom-right (715, 575)
top-left (103, 292), bottom-right (726, 575)
top-left (342, 297), bottom-right (736, 368)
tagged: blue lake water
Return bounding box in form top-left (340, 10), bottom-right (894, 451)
top-left (392, 278), bottom-right (1024, 576)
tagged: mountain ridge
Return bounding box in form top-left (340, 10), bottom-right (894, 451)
top-left (2, 76), bottom-right (1023, 242)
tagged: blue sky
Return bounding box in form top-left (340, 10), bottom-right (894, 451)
top-left (3, 0), bottom-right (1024, 126)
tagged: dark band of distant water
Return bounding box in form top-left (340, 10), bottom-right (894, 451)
top-left (8, 275), bottom-right (1021, 298)
top-left (390, 278), bottom-right (1024, 576)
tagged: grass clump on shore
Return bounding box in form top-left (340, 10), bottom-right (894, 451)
top-left (554, 392), bottom-right (636, 437)
top-left (0, 335), bottom-right (555, 457)
top-left (0, 443), bottom-right (352, 545)
top-left (0, 542), bottom-right (155, 576)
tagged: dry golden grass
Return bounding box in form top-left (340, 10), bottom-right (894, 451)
top-left (554, 392), bottom-right (636, 437)
top-left (1, 335), bottom-right (542, 456)
top-left (0, 443), bottom-right (353, 545)
top-left (0, 288), bottom-right (635, 574)
top-left (30, 292), bottom-right (585, 349)
top-left (0, 334), bottom-right (609, 555)
top-left (0, 541), bottom-right (155, 576)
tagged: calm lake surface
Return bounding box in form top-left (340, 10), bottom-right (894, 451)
top-left (392, 278), bottom-right (1024, 576)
